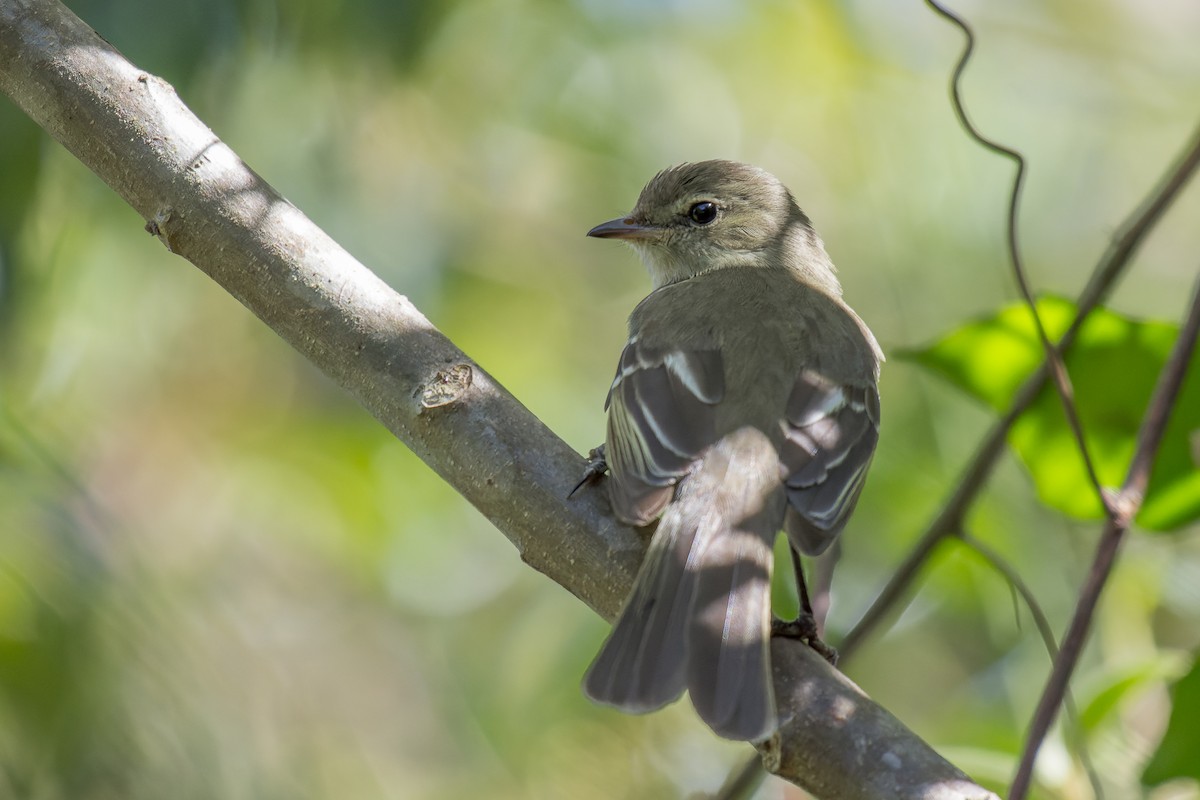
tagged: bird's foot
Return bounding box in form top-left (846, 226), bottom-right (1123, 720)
top-left (771, 614), bottom-right (839, 667)
top-left (569, 444), bottom-right (608, 498)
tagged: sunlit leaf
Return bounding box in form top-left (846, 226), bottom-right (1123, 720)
top-left (905, 297), bottom-right (1200, 530)
top-left (905, 296), bottom-right (1075, 410)
top-left (1143, 655), bottom-right (1200, 786)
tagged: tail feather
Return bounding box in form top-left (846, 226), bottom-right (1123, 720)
top-left (688, 523), bottom-right (777, 740)
top-left (583, 502), bottom-right (703, 711)
top-left (584, 427), bottom-right (783, 740)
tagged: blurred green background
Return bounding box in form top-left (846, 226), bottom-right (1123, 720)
top-left (2, 1), bottom-right (1199, 798)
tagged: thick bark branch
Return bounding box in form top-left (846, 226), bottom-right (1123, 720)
top-left (0, 2), bottom-right (996, 797)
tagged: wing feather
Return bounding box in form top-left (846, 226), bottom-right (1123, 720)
top-left (605, 340), bottom-right (724, 526)
top-left (780, 369), bottom-right (880, 555)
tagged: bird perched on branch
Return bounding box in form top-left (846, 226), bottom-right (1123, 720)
top-left (580, 160), bottom-right (882, 741)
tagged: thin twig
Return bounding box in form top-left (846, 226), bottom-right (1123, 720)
top-left (839, 119), bottom-right (1200, 660)
top-left (958, 531), bottom-right (1057, 658)
top-left (958, 531), bottom-right (1105, 800)
top-left (811, 538), bottom-right (841, 633)
top-left (1069, 123), bottom-right (1200, 348)
top-left (1009, 277), bottom-right (1200, 800)
top-left (924, 0), bottom-right (1111, 511)
top-left (711, 753), bottom-right (767, 800)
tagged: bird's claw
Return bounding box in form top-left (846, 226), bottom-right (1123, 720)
top-left (771, 614), bottom-right (839, 667)
top-left (569, 445), bottom-right (609, 498)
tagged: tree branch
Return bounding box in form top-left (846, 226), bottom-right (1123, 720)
top-left (0, 1), bottom-right (996, 797)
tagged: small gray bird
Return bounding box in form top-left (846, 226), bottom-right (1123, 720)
top-left (581, 160), bottom-right (882, 741)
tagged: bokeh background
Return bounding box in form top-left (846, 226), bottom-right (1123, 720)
top-left (2, 0), bottom-right (1199, 798)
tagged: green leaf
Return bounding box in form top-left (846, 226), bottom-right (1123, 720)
top-left (1144, 655), bottom-right (1200, 786)
top-left (904, 297), bottom-right (1200, 530)
top-left (905, 296), bottom-right (1076, 411)
top-left (1078, 656), bottom-right (1185, 733)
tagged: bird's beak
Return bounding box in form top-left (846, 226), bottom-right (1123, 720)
top-left (586, 217), bottom-right (660, 241)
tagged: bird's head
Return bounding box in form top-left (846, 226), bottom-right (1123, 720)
top-left (588, 160), bottom-right (840, 294)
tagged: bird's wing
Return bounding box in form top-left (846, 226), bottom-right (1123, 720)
top-left (779, 368), bottom-right (881, 555)
top-left (604, 336), bottom-right (725, 526)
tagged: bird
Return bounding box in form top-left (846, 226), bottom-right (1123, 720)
top-left (579, 160), bottom-right (882, 741)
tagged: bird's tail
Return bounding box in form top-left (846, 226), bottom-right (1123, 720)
top-left (583, 427), bottom-right (783, 741)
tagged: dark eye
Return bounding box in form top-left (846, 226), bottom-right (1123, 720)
top-left (688, 201), bottom-right (718, 225)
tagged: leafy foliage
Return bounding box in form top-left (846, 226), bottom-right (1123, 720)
top-left (906, 296), bottom-right (1200, 530)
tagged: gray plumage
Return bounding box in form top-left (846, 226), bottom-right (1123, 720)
top-left (583, 160), bottom-right (882, 741)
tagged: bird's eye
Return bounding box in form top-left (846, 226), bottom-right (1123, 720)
top-left (688, 201), bottom-right (718, 225)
